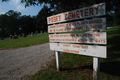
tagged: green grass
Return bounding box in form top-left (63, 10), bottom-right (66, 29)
top-left (27, 27), bottom-right (120, 80)
top-left (0, 31), bottom-right (87, 49)
top-left (0, 33), bottom-right (49, 48)
top-left (28, 70), bottom-right (68, 80)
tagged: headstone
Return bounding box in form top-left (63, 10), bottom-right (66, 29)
top-left (31, 32), bottom-right (34, 36)
top-left (5, 37), bottom-right (9, 39)
top-left (9, 35), bottom-right (12, 39)
top-left (40, 30), bottom-right (42, 34)
top-left (19, 34), bottom-right (21, 37)
top-left (44, 31), bottom-right (47, 33)
top-left (22, 33), bottom-right (24, 37)
top-left (14, 35), bottom-right (18, 39)
top-left (22, 33), bottom-right (27, 37)
top-left (12, 36), bottom-right (14, 39)
top-left (35, 31), bottom-right (38, 35)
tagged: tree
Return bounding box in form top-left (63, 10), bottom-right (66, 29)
top-left (113, 12), bottom-right (120, 25)
top-left (20, 15), bottom-right (36, 34)
top-left (1, 0), bottom-right (119, 13)
top-left (2, 0), bottom-right (120, 26)
top-left (0, 9), bottom-right (39, 37)
top-left (0, 14), bottom-right (8, 37)
top-left (0, 10), bottom-right (21, 37)
top-left (37, 5), bottom-right (52, 32)
top-left (5, 10), bottom-right (21, 35)
top-left (0, 0), bottom-right (9, 2)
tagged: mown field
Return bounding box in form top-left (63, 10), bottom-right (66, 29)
top-left (0, 33), bottom-right (49, 48)
top-left (0, 31), bottom-right (87, 49)
top-left (27, 27), bottom-right (120, 80)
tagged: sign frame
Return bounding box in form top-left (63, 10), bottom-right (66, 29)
top-left (49, 32), bottom-right (107, 44)
top-left (47, 3), bottom-right (106, 24)
top-left (47, 3), bottom-right (107, 78)
top-left (50, 43), bottom-right (107, 58)
top-left (48, 18), bottom-right (106, 33)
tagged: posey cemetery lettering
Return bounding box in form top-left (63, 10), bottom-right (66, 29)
top-left (47, 3), bottom-right (105, 24)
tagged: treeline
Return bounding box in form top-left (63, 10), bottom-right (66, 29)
top-left (0, 5), bottom-right (52, 37)
top-left (1, 0), bottom-right (120, 37)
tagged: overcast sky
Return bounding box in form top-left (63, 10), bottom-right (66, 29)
top-left (0, 0), bottom-right (44, 16)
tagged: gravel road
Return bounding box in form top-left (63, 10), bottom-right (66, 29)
top-left (0, 42), bottom-right (55, 80)
top-left (0, 27), bottom-right (113, 80)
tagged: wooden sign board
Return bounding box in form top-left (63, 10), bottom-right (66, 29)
top-left (48, 18), bottom-right (106, 33)
top-left (50, 43), bottom-right (107, 58)
top-left (49, 32), bottom-right (107, 44)
top-left (47, 3), bottom-right (106, 24)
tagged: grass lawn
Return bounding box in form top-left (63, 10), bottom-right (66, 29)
top-left (0, 33), bottom-right (49, 48)
top-left (27, 27), bottom-right (120, 80)
top-left (0, 31), bottom-right (87, 49)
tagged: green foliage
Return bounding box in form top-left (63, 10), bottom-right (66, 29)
top-left (113, 12), bottom-right (120, 25)
top-left (37, 5), bottom-right (52, 32)
top-left (1, 0), bottom-right (120, 37)
top-left (106, 12), bottom-right (114, 26)
top-left (0, 0), bottom-right (9, 2)
top-left (0, 10), bottom-right (21, 37)
top-left (0, 10), bottom-right (40, 37)
top-left (20, 15), bottom-right (36, 34)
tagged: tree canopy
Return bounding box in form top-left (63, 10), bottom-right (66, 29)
top-left (20, 0), bottom-right (120, 25)
top-left (1, 0), bottom-right (120, 37)
top-left (1, 0), bottom-right (120, 13)
top-left (0, 10), bottom-right (38, 37)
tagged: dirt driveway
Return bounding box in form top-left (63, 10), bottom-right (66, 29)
top-left (0, 42), bottom-right (55, 80)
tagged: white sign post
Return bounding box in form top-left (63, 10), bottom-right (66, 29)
top-left (47, 2), bottom-right (107, 79)
top-left (93, 57), bottom-right (100, 80)
top-left (93, 30), bottom-right (100, 80)
top-left (55, 32), bottom-right (61, 71)
top-left (55, 50), bottom-right (61, 71)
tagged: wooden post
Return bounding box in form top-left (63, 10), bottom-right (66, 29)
top-left (93, 57), bottom-right (100, 80)
top-left (55, 51), bottom-right (61, 71)
top-left (93, 30), bottom-right (100, 80)
top-left (55, 32), bottom-right (61, 71)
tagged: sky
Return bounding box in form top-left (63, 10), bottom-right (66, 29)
top-left (0, 0), bottom-right (44, 16)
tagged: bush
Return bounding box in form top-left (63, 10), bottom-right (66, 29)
top-left (113, 12), bottom-right (120, 25)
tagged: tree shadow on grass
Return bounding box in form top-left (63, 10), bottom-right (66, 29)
top-left (100, 36), bottom-right (120, 77)
top-left (60, 65), bottom-right (93, 71)
top-left (60, 36), bottom-right (120, 77)
top-left (60, 61), bottom-right (120, 78)
top-left (100, 61), bottom-right (120, 77)
top-left (60, 28), bottom-right (120, 78)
